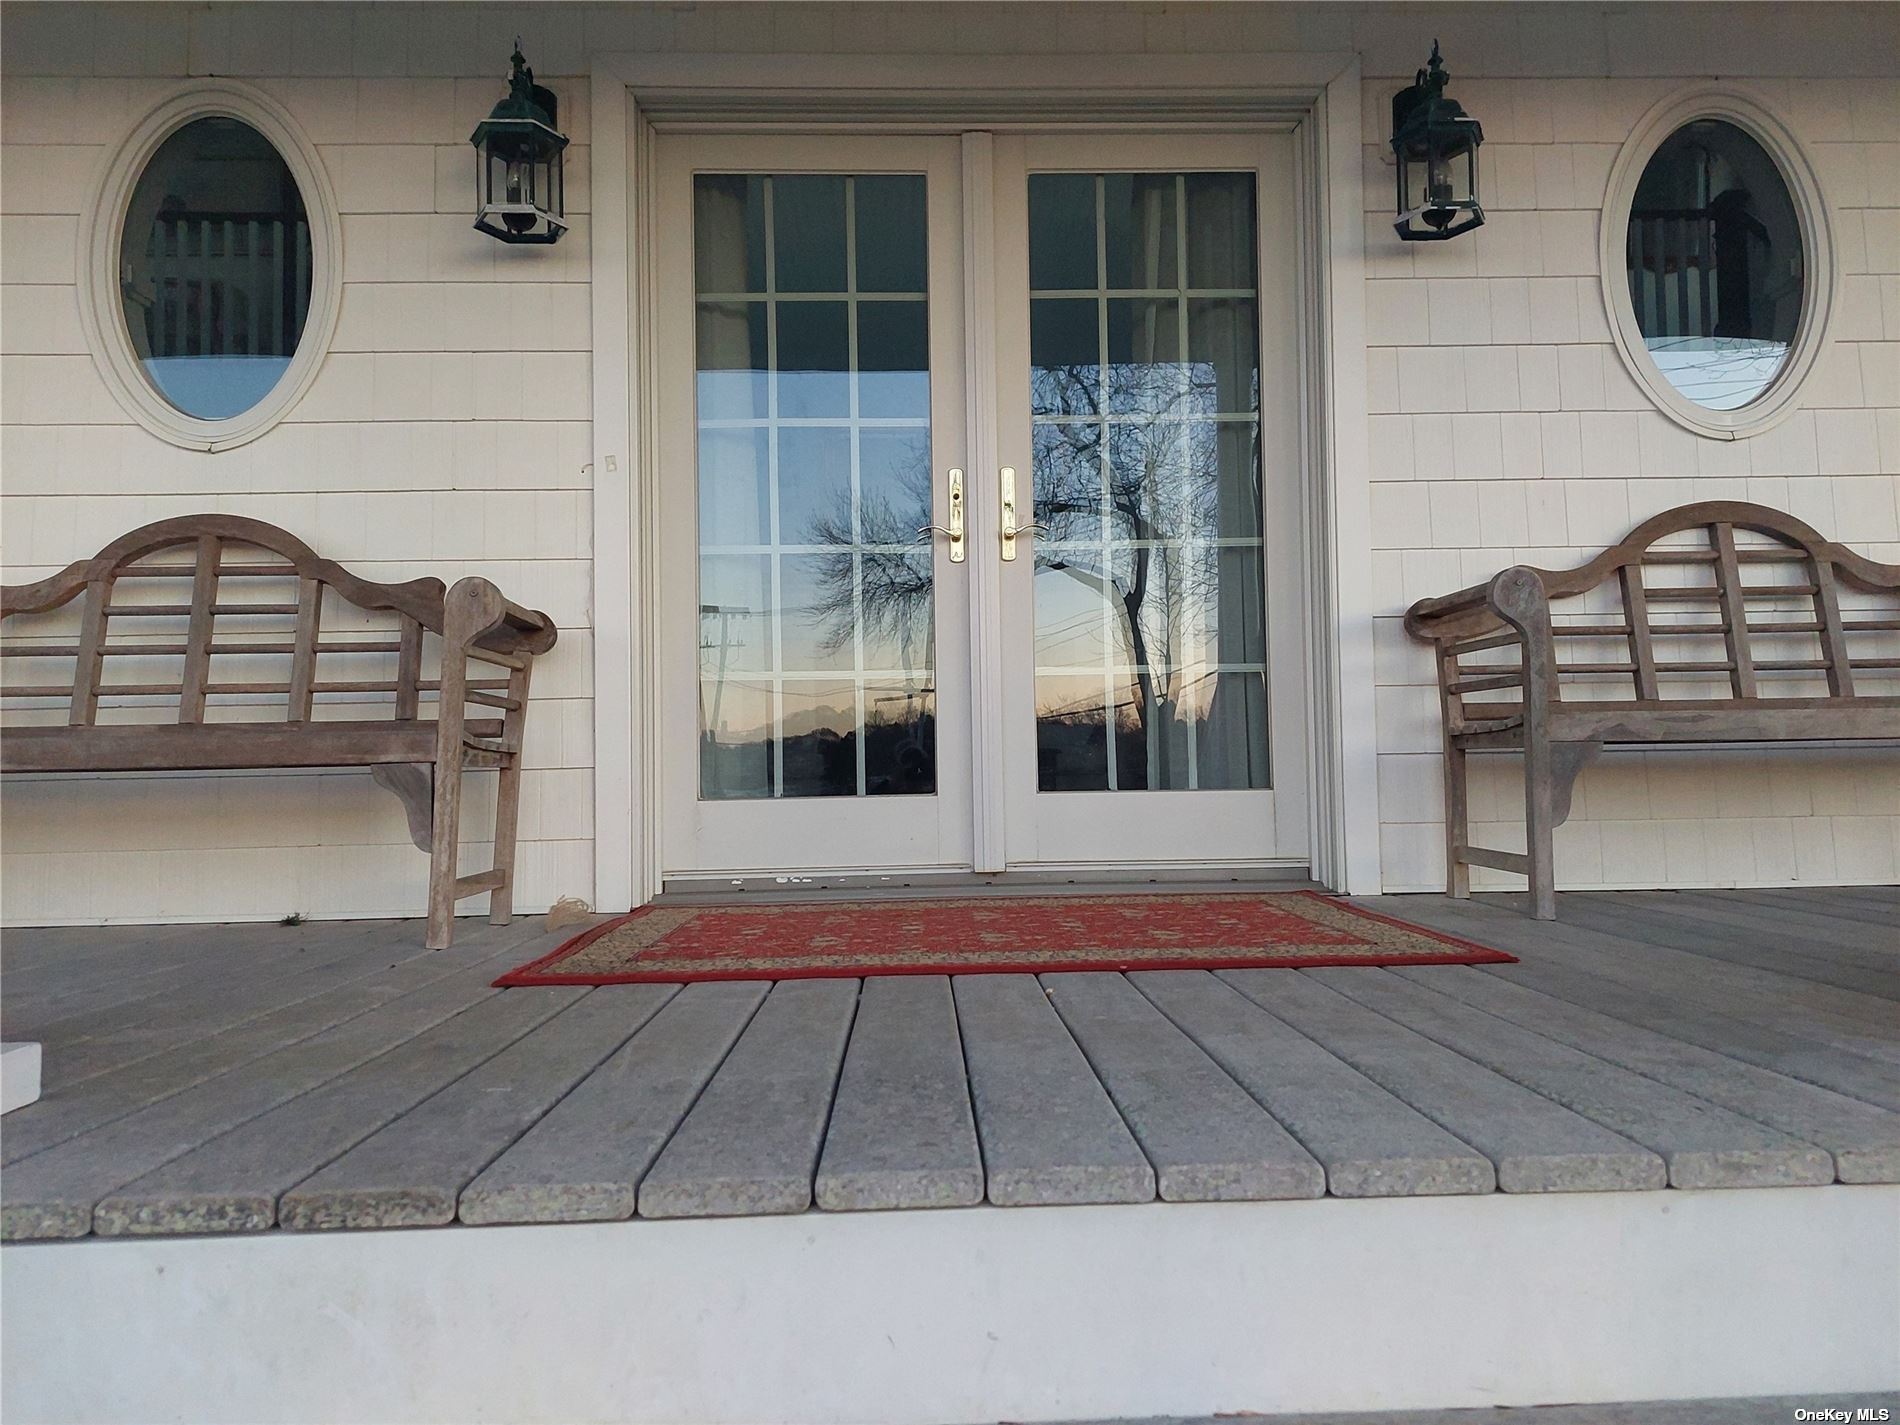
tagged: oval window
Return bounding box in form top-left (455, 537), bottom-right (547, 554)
top-left (118, 116), bottom-right (312, 421)
top-left (1624, 119), bottom-right (1804, 411)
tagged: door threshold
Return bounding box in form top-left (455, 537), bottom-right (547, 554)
top-left (656, 865), bottom-right (1321, 905)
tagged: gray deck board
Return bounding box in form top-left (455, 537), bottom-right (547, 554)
top-left (1545, 911), bottom-right (1900, 1045)
top-left (3, 890), bottom-right (1893, 1237)
top-left (2, 924), bottom-right (220, 1005)
top-left (953, 973), bottom-right (1154, 1206)
top-left (458, 980), bottom-right (767, 1225)
top-left (1619, 891), bottom-right (1899, 967)
top-left (0, 927), bottom-right (530, 1165)
top-left (88, 985), bottom-right (584, 1236)
top-left (1043, 972), bottom-right (1324, 1201)
top-left (0, 939), bottom-right (541, 1241)
top-left (1386, 963), bottom-right (1900, 1182)
top-left (1220, 969), bottom-right (1666, 1192)
top-left (1392, 897), bottom-right (1900, 1096)
top-left (8, 916), bottom-right (421, 1016)
top-left (11, 922), bottom-right (438, 1087)
top-left (278, 985), bottom-right (674, 1230)
top-left (1307, 968), bottom-right (1835, 1189)
top-left (1720, 886), bottom-right (1900, 929)
top-left (1130, 970), bottom-right (1495, 1197)
top-left (1566, 893), bottom-right (1900, 998)
top-left (636, 978), bottom-right (857, 1219)
top-left (814, 975), bottom-right (984, 1211)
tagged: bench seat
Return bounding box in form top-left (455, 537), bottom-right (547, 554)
top-left (1454, 697), bottom-right (1900, 746)
top-left (1, 719), bottom-right (507, 774)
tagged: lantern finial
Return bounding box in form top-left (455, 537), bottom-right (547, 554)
top-left (1389, 39), bottom-right (1485, 241)
top-left (469, 39), bottom-right (570, 243)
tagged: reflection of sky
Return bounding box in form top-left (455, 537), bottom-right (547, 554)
top-left (1645, 337), bottom-right (1788, 411)
top-left (143, 356), bottom-right (290, 420)
top-left (697, 369), bottom-right (928, 423)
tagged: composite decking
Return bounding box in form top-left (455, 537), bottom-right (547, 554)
top-left (2, 888), bottom-right (1895, 1240)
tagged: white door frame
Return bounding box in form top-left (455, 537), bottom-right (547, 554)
top-left (587, 52), bottom-right (1378, 913)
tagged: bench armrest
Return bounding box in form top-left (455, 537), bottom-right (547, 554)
top-left (1403, 579), bottom-right (1498, 643)
top-left (1485, 567), bottom-right (1557, 708)
top-left (442, 578), bottom-right (558, 660)
top-left (1408, 566), bottom-right (1559, 721)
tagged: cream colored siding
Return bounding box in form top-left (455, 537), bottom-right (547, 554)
top-left (1, 2), bottom-right (1896, 921)
top-left (0, 42), bottom-right (597, 922)
top-left (1362, 68), bottom-right (1900, 891)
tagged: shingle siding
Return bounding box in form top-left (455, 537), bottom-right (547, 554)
top-left (2, 2), bottom-right (1895, 919)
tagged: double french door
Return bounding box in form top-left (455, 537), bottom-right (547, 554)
top-left (656, 130), bottom-right (1307, 883)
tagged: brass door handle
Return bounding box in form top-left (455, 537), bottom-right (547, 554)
top-left (999, 466), bottom-right (1041, 560)
top-left (916, 467), bottom-right (965, 563)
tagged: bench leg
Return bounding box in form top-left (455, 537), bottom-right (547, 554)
top-left (488, 755), bottom-right (521, 927)
top-left (1523, 735), bottom-right (1557, 921)
top-left (1442, 738), bottom-right (1471, 899)
top-left (486, 661), bottom-right (532, 927)
top-left (427, 742), bottom-right (465, 952)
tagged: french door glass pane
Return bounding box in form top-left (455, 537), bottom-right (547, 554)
top-left (695, 173), bottom-right (936, 800)
top-left (1028, 170), bottom-right (1269, 792)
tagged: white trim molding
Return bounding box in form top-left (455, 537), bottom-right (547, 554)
top-left (1596, 85), bottom-right (1837, 442)
top-left (6, 1188), bottom-right (1895, 1422)
top-left (586, 52), bottom-right (1377, 907)
top-left (74, 80), bottom-right (343, 454)
top-left (1308, 56), bottom-right (1381, 896)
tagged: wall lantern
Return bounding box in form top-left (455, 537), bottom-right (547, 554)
top-left (470, 42), bottom-right (568, 244)
top-left (1390, 41), bottom-right (1485, 241)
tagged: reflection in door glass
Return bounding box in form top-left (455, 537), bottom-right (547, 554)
top-left (694, 173), bottom-right (936, 799)
top-left (1028, 171), bottom-right (1269, 792)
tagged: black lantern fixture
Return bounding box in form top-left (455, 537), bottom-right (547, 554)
top-left (470, 41), bottom-right (568, 244)
top-left (1390, 41), bottom-right (1485, 241)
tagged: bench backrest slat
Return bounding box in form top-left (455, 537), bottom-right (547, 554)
top-left (68, 580), bottom-right (109, 727)
top-left (395, 616), bottom-right (423, 721)
top-left (1810, 558), bottom-right (1857, 699)
top-left (1618, 565), bottom-right (1660, 701)
top-left (178, 534), bottom-right (223, 724)
top-left (287, 577), bottom-right (323, 721)
top-left (1707, 521), bottom-right (1758, 700)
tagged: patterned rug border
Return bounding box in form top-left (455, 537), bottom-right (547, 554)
top-left (494, 891), bottom-right (1515, 986)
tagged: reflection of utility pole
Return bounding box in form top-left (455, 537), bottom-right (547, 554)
top-left (699, 604), bottom-right (752, 738)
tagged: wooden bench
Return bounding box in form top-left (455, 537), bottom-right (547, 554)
top-left (1, 515), bottom-right (557, 948)
top-left (1405, 501), bottom-right (1900, 919)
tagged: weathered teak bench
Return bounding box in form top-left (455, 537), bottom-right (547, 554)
top-left (1405, 501), bottom-right (1900, 919)
top-left (1, 515), bottom-right (557, 948)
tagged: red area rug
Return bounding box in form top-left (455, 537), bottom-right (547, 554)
top-left (494, 892), bottom-right (1512, 986)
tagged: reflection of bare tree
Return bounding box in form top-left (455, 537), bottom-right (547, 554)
top-left (781, 431), bottom-right (938, 793)
top-left (1031, 355), bottom-right (1239, 765)
top-left (794, 430), bottom-right (934, 664)
top-left (752, 344), bottom-right (1259, 789)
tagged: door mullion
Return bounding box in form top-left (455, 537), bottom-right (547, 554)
top-left (961, 130), bottom-right (1008, 873)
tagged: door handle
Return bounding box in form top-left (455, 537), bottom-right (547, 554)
top-left (999, 466), bottom-right (1043, 561)
top-left (916, 467), bottom-right (965, 563)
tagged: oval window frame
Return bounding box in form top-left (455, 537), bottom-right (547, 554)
top-left (1597, 87), bottom-right (1836, 442)
top-left (79, 81), bottom-right (342, 452)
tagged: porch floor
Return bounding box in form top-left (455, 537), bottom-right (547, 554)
top-left (3, 888), bottom-right (1895, 1240)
